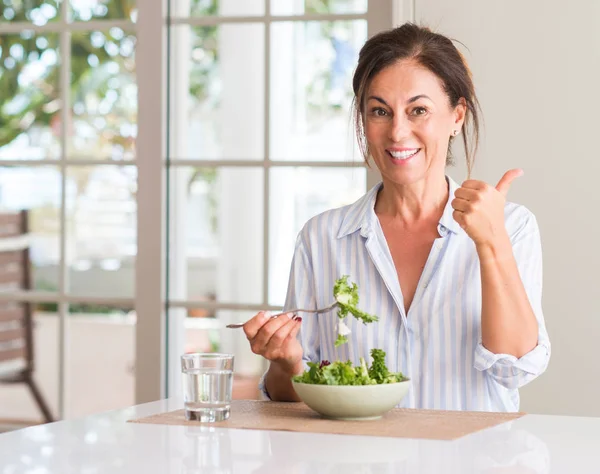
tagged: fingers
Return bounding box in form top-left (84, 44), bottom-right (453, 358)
top-left (247, 312), bottom-right (296, 355)
top-left (452, 186), bottom-right (476, 226)
top-left (288, 319), bottom-right (302, 341)
top-left (460, 179), bottom-right (488, 191)
top-left (495, 168), bottom-right (523, 197)
top-left (462, 169), bottom-right (523, 198)
top-left (451, 198), bottom-right (469, 213)
top-left (264, 316), bottom-right (302, 354)
top-left (452, 209), bottom-right (466, 229)
top-left (242, 311), bottom-right (272, 340)
top-left (453, 187), bottom-right (479, 201)
top-left (452, 185), bottom-right (478, 212)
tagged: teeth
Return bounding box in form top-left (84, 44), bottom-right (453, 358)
top-left (389, 149), bottom-right (419, 160)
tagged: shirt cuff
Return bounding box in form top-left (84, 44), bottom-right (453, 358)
top-left (257, 360), bottom-right (310, 401)
top-left (474, 341), bottom-right (550, 375)
top-left (257, 370), bottom-right (272, 400)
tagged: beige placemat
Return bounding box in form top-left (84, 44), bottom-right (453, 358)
top-left (129, 400), bottom-right (524, 440)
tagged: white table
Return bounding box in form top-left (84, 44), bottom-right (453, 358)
top-left (0, 398), bottom-right (599, 473)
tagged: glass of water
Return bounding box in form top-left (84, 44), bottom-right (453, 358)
top-left (181, 353), bottom-right (234, 422)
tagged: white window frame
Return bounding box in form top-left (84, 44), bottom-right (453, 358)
top-left (0, 2), bottom-right (141, 418)
top-left (152, 0), bottom-right (403, 400)
top-left (0, 0), bottom-right (410, 415)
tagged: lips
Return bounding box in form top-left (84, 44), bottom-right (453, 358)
top-left (386, 148), bottom-right (421, 164)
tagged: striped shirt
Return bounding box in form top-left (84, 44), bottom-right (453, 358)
top-left (262, 175), bottom-right (551, 412)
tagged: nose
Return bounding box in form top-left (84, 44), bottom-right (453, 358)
top-left (389, 114), bottom-right (411, 143)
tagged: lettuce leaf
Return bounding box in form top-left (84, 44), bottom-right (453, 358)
top-left (333, 275), bottom-right (378, 324)
top-left (334, 334), bottom-right (349, 347)
top-left (292, 349), bottom-right (406, 386)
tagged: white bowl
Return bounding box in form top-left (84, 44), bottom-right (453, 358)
top-left (291, 380), bottom-right (411, 421)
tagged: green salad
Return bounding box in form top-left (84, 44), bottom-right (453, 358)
top-left (293, 348), bottom-right (406, 386)
top-left (292, 276), bottom-right (405, 386)
top-left (292, 275), bottom-right (407, 385)
top-left (333, 275), bottom-right (378, 347)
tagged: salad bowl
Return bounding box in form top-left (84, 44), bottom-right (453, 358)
top-left (292, 379), bottom-right (411, 420)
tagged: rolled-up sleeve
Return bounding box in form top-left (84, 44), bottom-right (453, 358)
top-left (474, 208), bottom-right (551, 389)
top-left (258, 231), bottom-right (320, 399)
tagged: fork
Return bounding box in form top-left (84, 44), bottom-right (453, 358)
top-left (225, 301), bottom-right (338, 328)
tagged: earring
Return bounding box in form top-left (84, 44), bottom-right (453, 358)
top-left (452, 129), bottom-right (459, 136)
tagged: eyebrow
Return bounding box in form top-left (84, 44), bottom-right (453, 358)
top-left (367, 94), bottom-right (432, 106)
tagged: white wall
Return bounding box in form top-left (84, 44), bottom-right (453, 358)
top-left (413, 0), bottom-right (600, 416)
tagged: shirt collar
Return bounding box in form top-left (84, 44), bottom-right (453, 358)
top-left (439, 175), bottom-right (465, 236)
top-left (337, 175), bottom-right (465, 239)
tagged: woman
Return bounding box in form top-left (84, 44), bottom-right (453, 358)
top-left (243, 23), bottom-right (550, 412)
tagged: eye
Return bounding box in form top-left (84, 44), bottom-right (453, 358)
top-left (411, 106), bottom-right (428, 116)
top-left (370, 107), bottom-right (389, 117)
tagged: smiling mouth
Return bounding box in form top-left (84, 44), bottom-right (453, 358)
top-left (386, 149), bottom-right (421, 161)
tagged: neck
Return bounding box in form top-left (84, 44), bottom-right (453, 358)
top-left (375, 174), bottom-right (448, 226)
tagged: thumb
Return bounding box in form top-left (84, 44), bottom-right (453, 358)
top-left (495, 168), bottom-right (524, 197)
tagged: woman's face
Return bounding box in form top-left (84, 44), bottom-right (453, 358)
top-left (364, 59), bottom-right (466, 186)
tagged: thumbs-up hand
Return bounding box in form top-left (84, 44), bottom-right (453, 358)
top-left (451, 169), bottom-right (523, 247)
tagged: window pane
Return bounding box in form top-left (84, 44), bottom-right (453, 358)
top-left (184, 308), bottom-right (265, 391)
top-left (0, 304), bottom-right (59, 425)
top-left (271, 0), bottom-right (367, 16)
top-left (66, 166), bottom-right (136, 297)
top-left (0, 166), bottom-right (60, 291)
top-left (70, 30), bottom-right (136, 160)
top-left (171, 0), bottom-right (264, 17)
top-left (0, 32), bottom-right (61, 160)
top-left (167, 167), bottom-right (264, 305)
top-left (70, 0), bottom-right (136, 22)
top-left (0, 1), bottom-right (61, 23)
top-left (269, 166), bottom-right (366, 306)
top-left (270, 21), bottom-right (366, 161)
top-left (68, 303), bottom-right (135, 417)
top-left (169, 24), bottom-right (264, 160)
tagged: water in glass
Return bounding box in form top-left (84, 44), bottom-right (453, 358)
top-left (181, 353), bottom-right (234, 422)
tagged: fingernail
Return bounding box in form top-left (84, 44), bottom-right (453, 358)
top-left (296, 317), bottom-right (302, 322)
top-left (286, 312), bottom-right (294, 319)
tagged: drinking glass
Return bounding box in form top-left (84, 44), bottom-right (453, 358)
top-left (181, 353), bottom-right (234, 422)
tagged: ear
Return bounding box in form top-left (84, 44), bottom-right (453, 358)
top-left (453, 97), bottom-right (467, 130)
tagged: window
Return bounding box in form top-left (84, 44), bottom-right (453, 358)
top-left (164, 0), bottom-right (393, 397)
top-left (0, 0), bottom-right (396, 417)
top-left (0, 0), bottom-right (137, 419)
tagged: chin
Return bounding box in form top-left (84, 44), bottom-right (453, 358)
top-left (379, 164), bottom-right (446, 188)
top-left (381, 169), bottom-right (427, 186)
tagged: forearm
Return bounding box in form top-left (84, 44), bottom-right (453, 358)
top-left (478, 234), bottom-right (539, 358)
top-left (264, 360), bottom-right (304, 402)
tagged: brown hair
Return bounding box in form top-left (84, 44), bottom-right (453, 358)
top-left (352, 23), bottom-right (481, 177)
